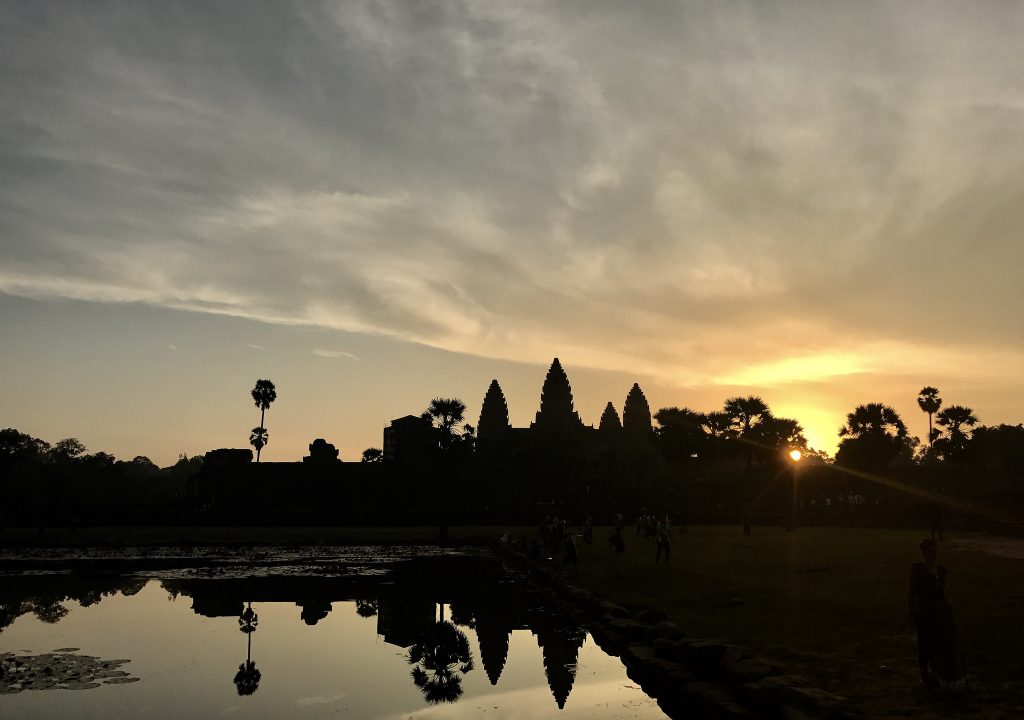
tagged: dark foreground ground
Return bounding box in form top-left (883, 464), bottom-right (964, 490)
top-left (3, 524), bottom-right (1022, 719)
top-left (574, 526), bottom-right (1024, 720)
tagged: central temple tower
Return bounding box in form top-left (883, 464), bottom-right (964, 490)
top-left (531, 358), bottom-right (584, 435)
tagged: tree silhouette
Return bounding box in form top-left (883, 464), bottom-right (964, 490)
top-left (361, 448), bottom-right (383, 463)
top-left (249, 427), bottom-right (268, 459)
top-left (622, 383), bottom-right (653, 442)
top-left (653, 407), bottom-right (705, 463)
top-left (408, 606), bottom-right (474, 704)
top-left (836, 403), bottom-right (912, 471)
top-left (234, 602), bottom-right (260, 696)
top-left (917, 387), bottom-right (943, 447)
top-left (724, 396), bottom-right (772, 468)
top-left (755, 416), bottom-right (807, 462)
top-left (49, 438), bottom-right (87, 462)
top-left (425, 398), bottom-right (467, 452)
top-left (250, 379), bottom-right (276, 462)
top-left (839, 403), bottom-right (908, 439)
top-left (934, 405), bottom-right (978, 463)
top-left (355, 599), bottom-right (378, 617)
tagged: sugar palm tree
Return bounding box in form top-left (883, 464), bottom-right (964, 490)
top-left (839, 403), bottom-right (908, 439)
top-left (408, 605), bottom-right (474, 704)
top-left (233, 602), bottom-right (260, 696)
top-left (935, 404), bottom-right (978, 462)
top-left (425, 398), bottom-right (467, 452)
top-left (917, 387), bottom-right (942, 447)
top-left (249, 427), bottom-right (268, 460)
top-left (250, 380), bottom-right (277, 462)
top-left (724, 396), bottom-right (771, 468)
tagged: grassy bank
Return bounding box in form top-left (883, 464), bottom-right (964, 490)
top-left (573, 525), bottom-right (1024, 720)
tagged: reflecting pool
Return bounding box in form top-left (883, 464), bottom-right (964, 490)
top-left (1, 549), bottom-right (667, 719)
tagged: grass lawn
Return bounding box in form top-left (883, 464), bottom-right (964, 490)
top-left (574, 525), bottom-right (1024, 720)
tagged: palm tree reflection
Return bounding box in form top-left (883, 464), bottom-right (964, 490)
top-left (233, 602), bottom-right (261, 696)
top-left (408, 604), bottom-right (474, 704)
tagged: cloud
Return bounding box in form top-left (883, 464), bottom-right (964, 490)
top-left (312, 349), bottom-right (358, 360)
top-left (1, 1), bottom-right (1022, 392)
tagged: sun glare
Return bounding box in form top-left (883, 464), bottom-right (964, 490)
top-left (789, 449), bottom-right (803, 462)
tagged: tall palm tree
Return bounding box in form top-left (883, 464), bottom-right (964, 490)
top-left (234, 602), bottom-right (260, 696)
top-left (917, 387), bottom-right (942, 447)
top-left (249, 427), bottom-right (268, 459)
top-left (250, 380), bottom-right (277, 462)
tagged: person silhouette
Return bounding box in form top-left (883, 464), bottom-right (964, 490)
top-left (908, 539), bottom-right (967, 691)
top-left (654, 514), bottom-right (671, 563)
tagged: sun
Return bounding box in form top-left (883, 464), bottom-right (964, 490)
top-left (789, 449), bottom-right (803, 462)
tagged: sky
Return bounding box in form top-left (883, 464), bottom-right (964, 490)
top-left (2, 1), bottom-right (1023, 465)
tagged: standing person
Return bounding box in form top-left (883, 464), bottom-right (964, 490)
top-left (561, 531), bottom-right (579, 577)
top-left (908, 539), bottom-right (967, 691)
top-left (608, 513), bottom-right (626, 574)
top-left (655, 514), bottom-right (672, 563)
top-left (582, 514), bottom-right (594, 545)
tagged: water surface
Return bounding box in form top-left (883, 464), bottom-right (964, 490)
top-left (1, 552), bottom-right (667, 719)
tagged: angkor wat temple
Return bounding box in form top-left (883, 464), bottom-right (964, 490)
top-left (191, 358), bottom-right (668, 525)
top-left (385, 357), bottom-right (656, 464)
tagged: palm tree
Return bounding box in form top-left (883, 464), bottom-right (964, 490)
top-left (249, 427), bottom-right (268, 459)
top-left (836, 403), bottom-right (911, 471)
top-left (234, 602), bottom-right (260, 696)
top-left (724, 396), bottom-right (771, 468)
top-left (838, 403), bottom-right (908, 439)
top-left (424, 398), bottom-right (467, 452)
top-left (935, 405), bottom-right (978, 462)
top-left (917, 387), bottom-right (942, 447)
top-left (250, 379), bottom-right (277, 462)
top-left (408, 605), bottom-right (474, 704)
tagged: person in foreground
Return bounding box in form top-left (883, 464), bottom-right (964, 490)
top-left (907, 538), bottom-right (968, 692)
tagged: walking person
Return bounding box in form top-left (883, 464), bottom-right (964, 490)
top-left (654, 514), bottom-right (672, 563)
top-left (908, 538), bottom-right (968, 691)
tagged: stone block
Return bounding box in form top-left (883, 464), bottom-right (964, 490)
top-left (634, 608), bottom-right (669, 624)
top-left (644, 620), bottom-right (687, 642)
top-left (606, 617), bottom-right (648, 640)
top-left (722, 657), bottom-right (781, 683)
top-left (597, 600), bottom-right (632, 618)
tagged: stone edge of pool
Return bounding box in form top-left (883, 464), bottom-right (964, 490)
top-left (496, 544), bottom-right (868, 720)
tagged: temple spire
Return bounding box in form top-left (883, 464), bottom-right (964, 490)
top-left (477, 379), bottom-right (511, 442)
top-left (533, 358), bottom-right (583, 434)
top-left (622, 383), bottom-right (652, 441)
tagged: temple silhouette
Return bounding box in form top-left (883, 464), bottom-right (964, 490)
top-left (185, 357), bottom-right (660, 524)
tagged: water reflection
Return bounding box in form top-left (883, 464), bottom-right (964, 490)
top-left (234, 602), bottom-right (260, 696)
top-left (408, 604), bottom-right (474, 704)
top-left (1, 555), bottom-right (661, 717)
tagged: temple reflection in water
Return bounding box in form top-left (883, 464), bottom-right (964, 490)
top-left (2, 553), bottom-right (589, 711)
